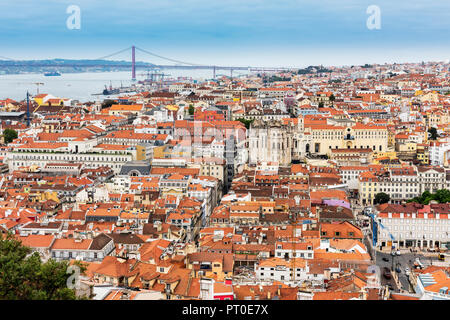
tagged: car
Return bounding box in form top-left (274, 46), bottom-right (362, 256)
top-left (382, 257), bottom-right (389, 262)
top-left (396, 250), bottom-right (401, 256)
top-left (405, 268), bottom-right (410, 275)
top-left (395, 267), bottom-right (401, 273)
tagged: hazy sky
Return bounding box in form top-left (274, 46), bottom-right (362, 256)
top-left (1, 0), bottom-right (449, 67)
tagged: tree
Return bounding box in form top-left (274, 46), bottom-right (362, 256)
top-left (408, 189), bottom-right (450, 204)
top-left (101, 99), bottom-right (115, 109)
top-left (236, 118), bottom-right (254, 129)
top-left (188, 105), bottom-right (195, 115)
top-left (374, 192), bottom-right (390, 205)
top-left (329, 94), bottom-right (335, 102)
top-left (318, 102), bottom-right (324, 108)
top-left (428, 127), bottom-right (438, 140)
top-left (434, 189), bottom-right (450, 203)
top-left (3, 128), bottom-right (18, 144)
top-left (0, 233), bottom-right (82, 300)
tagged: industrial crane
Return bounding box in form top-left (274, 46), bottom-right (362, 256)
top-left (14, 82), bottom-right (44, 95)
top-left (33, 82), bottom-right (44, 95)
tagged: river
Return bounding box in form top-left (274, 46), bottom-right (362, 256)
top-left (0, 69), bottom-right (225, 102)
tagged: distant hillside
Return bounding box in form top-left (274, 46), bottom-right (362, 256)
top-left (0, 58), bottom-right (155, 75)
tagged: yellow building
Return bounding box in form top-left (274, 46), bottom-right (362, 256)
top-left (186, 253), bottom-right (234, 282)
top-left (423, 110), bottom-right (449, 129)
top-left (109, 104), bottom-right (144, 116)
top-left (396, 141), bottom-right (417, 158)
top-left (416, 145), bottom-right (429, 164)
top-left (135, 144), bottom-right (149, 161)
top-left (418, 91), bottom-right (439, 103)
top-left (306, 122), bottom-right (388, 156)
top-left (33, 94), bottom-right (65, 107)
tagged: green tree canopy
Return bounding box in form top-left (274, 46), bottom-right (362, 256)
top-left (188, 105), bottom-right (195, 115)
top-left (3, 128), bottom-right (18, 144)
top-left (100, 99), bottom-right (115, 109)
top-left (0, 233), bottom-right (83, 300)
top-left (428, 127), bottom-right (438, 140)
top-left (408, 189), bottom-right (450, 205)
top-left (236, 118), bottom-right (254, 129)
top-left (374, 192), bottom-right (390, 205)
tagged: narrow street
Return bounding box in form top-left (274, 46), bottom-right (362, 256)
top-left (375, 249), bottom-right (440, 293)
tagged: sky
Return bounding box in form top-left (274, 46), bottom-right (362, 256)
top-left (0, 0), bottom-right (450, 67)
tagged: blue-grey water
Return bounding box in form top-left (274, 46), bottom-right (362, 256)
top-left (0, 70), bottom-right (224, 102)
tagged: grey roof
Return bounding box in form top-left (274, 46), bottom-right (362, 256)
top-left (89, 233), bottom-right (113, 250)
top-left (0, 112), bottom-right (26, 116)
top-left (107, 233), bottom-right (146, 245)
top-left (119, 161), bottom-right (151, 176)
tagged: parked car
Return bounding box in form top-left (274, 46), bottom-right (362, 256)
top-left (405, 267), bottom-right (410, 275)
top-left (395, 266), bottom-right (401, 273)
top-left (396, 250), bottom-right (401, 256)
top-left (382, 257), bottom-right (389, 262)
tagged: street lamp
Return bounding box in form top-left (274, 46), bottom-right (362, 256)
top-left (391, 248), bottom-right (396, 270)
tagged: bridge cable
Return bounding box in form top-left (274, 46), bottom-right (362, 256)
top-left (95, 47), bottom-right (133, 61)
top-left (135, 47), bottom-right (203, 67)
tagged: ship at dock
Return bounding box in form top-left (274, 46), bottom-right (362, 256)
top-left (93, 81), bottom-right (138, 96)
top-left (44, 71), bottom-right (61, 77)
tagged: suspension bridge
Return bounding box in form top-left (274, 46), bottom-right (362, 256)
top-left (0, 46), bottom-right (293, 80)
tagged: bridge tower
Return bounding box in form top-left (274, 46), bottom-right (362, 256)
top-left (26, 91), bottom-right (30, 127)
top-left (131, 45), bottom-right (136, 81)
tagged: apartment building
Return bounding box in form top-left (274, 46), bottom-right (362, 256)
top-left (255, 257), bottom-right (309, 283)
top-left (375, 203), bottom-right (450, 250)
top-left (50, 233), bottom-right (115, 262)
top-left (7, 143), bottom-right (133, 174)
top-left (358, 166), bottom-right (450, 205)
